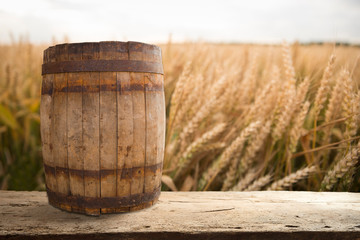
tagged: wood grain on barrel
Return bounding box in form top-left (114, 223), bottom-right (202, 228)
top-left (144, 42), bottom-right (163, 196)
top-left (99, 42), bottom-right (117, 213)
top-left (116, 42), bottom-right (132, 212)
top-left (128, 42), bottom-right (146, 211)
top-left (156, 74), bottom-right (166, 191)
top-left (40, 73), bottom-right (56, 191)
top-left (82, 43), bottom-right (101, 216)
top-left (41, 47), bottom-right (56, 192)
top-left (67, 44), bottom-right (84, 213)
top-left (143, 43), bottom-right (165, 195)
top-left (52, 44), bottom-right (71, 211)
top-left (145, 73), bottom-right (157, 194)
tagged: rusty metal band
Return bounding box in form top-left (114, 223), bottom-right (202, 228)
top-left (42, 60), bottom-right (164, 75)
top-left (46, 185), bottom-right (161, 208)
top-left (43, 162), bottom-right (162, 179)
top-left (41, 82), bottom-right (164, 96)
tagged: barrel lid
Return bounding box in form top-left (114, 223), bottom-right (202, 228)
top-left (44, 41), bottom-right (162, 55)
top-left (42, 41), bottom-right (163, 75)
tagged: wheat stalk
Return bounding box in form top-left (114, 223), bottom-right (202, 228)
top-left (314, 54), bottom-right (336, 117)
top-left (341, 70), bottom-right (357, 139)
top-left (325, 69), bottom-right (347, 123)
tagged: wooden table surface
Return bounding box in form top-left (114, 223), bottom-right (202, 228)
top-left (1, 190), bottom-right (359, 239)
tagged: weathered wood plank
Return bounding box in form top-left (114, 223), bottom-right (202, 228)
top-left (82, 42), bottom-right (101, 216)
top-left (114, 42), bottom-right (132, 213)
top-left (99, 71), bottom-right (117, 198)
top-left (128, 42), bottom-right (146, 210)
top-left (52, 44), bottom-right (70, 212)
top-left (144, 73), bottom-right (164, 194)
top-left (116, 70), bottom-right (133, 194)
top-left (67, 43), bottom-right (85, 213)
top-left (82, 71), bottom-right (100, 216)
top-left (144, 73), bottom-right (157, 194)
top-left (155, 73), bottom-right (165, 191)
top-left (99, 42), bottom-right (117, 213)
top-left (0, 191), bottom-right (359, 240)
top-left (40, 74), bottom-right (56, 191)
top-left (128, 71), bottom-right (146, 206)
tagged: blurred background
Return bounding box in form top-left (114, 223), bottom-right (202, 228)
top-left (1, 0), bottom-right (360, 44)
top-left (0, 0), bottom-right (359, 191)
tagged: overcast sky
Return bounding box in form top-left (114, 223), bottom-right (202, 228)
top-left (0, 0), bottom-right (359, 44)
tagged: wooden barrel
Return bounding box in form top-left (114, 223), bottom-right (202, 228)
top-left (40, 41), bottom-right (165, 215)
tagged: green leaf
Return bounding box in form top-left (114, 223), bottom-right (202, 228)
top-left (0, 104), bottom-right (19, 130)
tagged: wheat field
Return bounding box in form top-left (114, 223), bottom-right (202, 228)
top-left (0, 39), bottom-right (359, 191)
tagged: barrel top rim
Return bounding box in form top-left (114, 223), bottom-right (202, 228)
top-left (45, 41), bottom-right (161, 51)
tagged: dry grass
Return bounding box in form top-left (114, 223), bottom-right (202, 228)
top-left (0, 39), bottom-right (359, 191)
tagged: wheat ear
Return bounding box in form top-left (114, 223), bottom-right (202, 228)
top-left (271, 43), bottom-right (297, 140)
top-left (172, 74), bottom-right (202, 129)
top-left (272, 86), bottom-right (296, 141)
top-left (168, 61), bottom-right (192, 129)
top-left (289, 101), bottom-right (310, 153)
top-left (245, 174), bottom-right (272, 191)
top-left (241, 120), bottom-right (271, 171)
top-left (221, 121), bottom-right (262, 191)
top-left (282, 41), bottom-right (296, 87)
top-left (200, 142), bottom-right (226, 153)
top-left (324, 70), bottom-right (347, 123)
top-left (246, 77), bottom-right (278, 123)
top-left (355, 92), bottom-right (360, 126)
top-left (314, 54), bottom-right (336, 117)
top-left (239, 53), bottom-right (258, 104)
top-left (231, 169), bottom-right (257, 191)
top-left (179, 76), bottom-right (227, 150)
top-left (341, 69), bottom-right (357, 138)
top-left (201, 121), bottom-right (260, 190)
top-left (221, 159), bottom-right (239, 190)
top-left (293, 77), bottom-right (311, 113)
top-left (321, 141), bottom-right (360, 191)
top-left (267, 165), bottom-right (317, 190)
top-left (173, 123), bottom-right (227, 181)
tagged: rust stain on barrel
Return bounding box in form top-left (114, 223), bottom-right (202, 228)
top-left (43, 162), bottom-right (162, 179)
top-left (42, 83), bottom-right (163, 95)
top-left (46, 185), bottom-right (161, 209)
